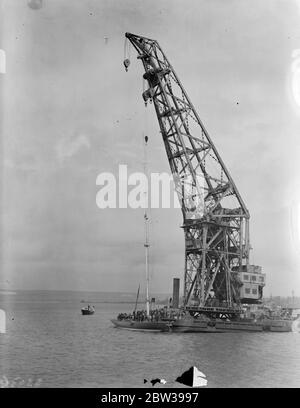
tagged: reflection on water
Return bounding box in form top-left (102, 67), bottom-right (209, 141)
top-left (0, 291), bottom-right (300, 388)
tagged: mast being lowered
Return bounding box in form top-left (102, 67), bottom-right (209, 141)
top-left (144, 135), bottom-right (150, 317)
top-left (124, 33), bottom-right (265, 313)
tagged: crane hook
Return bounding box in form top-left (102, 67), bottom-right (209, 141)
top-left (123, 58), bottom-right (130, 72)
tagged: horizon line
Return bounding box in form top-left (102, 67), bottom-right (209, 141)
top-left (0, 288), bottom-right (298, 298)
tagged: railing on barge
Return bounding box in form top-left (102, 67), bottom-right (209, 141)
top-left (185, 305), bottom-right (243, 318)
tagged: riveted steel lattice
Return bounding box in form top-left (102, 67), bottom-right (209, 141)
top-left (125, 33), bottom-right (251, 308)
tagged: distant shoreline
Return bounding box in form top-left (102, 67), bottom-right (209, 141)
top-left (0, 289), bottom-right (171, 296)
top-left (81, 300), bottom-right (145, 303)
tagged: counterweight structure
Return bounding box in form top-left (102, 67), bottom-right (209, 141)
top-left (124, 33), bottom-right (265, 312)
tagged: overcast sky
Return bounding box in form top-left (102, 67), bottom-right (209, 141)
top-left (1, 0), bottom-right (300, 297)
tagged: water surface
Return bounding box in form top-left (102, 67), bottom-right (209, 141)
top-left (1, 290), bottom-right (299, 388)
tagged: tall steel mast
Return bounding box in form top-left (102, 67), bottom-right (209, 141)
top-left (143, 135), bottom-right (150, 317)
top-left (124, 33), bottom-right (264, 311)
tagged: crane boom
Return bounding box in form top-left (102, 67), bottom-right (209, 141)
top-left (124, 32), bottom-right (264, 309)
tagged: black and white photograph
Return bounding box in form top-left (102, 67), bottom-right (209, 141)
top-left (0, 0), bottom-right (300, 392)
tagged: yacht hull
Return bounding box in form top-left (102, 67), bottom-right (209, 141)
top-left (111, 319), bottom-right (170, 332)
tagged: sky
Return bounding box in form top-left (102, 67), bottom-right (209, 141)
top-left (1, 0), bottom-right (300, 296)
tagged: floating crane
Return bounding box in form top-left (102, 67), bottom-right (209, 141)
top-left (124, 33), bottom-right (265, 316)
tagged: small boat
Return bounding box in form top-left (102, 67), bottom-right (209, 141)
top-left (81, 305), bottom-right (95, 315)
top-left (261, 318), bottom-right (293, 332)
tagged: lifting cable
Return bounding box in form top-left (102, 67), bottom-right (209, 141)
top-left (123, 37), bottom-right (131, 71)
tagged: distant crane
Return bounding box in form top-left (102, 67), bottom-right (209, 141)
top-left (124, 33), bottom-right (265, 315)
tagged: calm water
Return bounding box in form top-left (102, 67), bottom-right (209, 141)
top-left (0, 290), bottom-right (300, 388)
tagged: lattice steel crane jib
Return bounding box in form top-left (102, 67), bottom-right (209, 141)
top-left (123, 32), bottom-right (265, 313)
